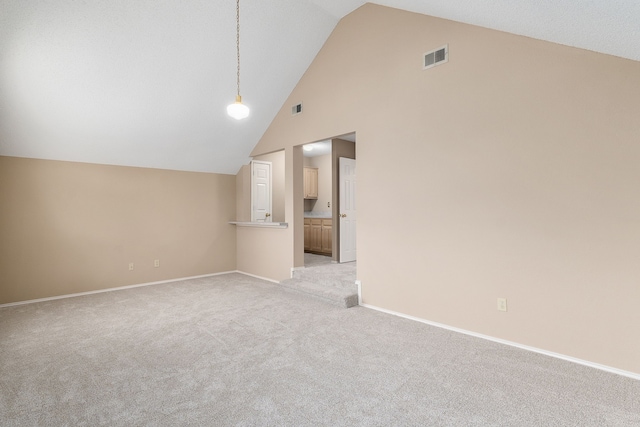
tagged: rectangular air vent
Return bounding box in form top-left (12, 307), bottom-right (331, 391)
top-left (423, 44), bottom-right (448, 70)
top-left (292, 103), bottom-right (303, 115)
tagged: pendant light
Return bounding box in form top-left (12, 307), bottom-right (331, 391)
top-left (227, 0), bottom-right (250, 120)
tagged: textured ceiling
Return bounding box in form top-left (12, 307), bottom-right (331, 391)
top-left (1, 1), bottom-right (638, 174)
top-left (311, 0), bottom-right (640, 62)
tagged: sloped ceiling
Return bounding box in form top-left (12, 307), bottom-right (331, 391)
top-left (1, 0), bottom-right (638, 174)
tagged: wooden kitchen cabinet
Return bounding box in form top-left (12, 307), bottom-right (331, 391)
top-left (320, 219), bottom-right (332, 255)
top-left (304, 218), bottom-right (332, 255)
top-left (310, 219), bottom-right (322, 252)
top-left (303, 167), bottom-right (318, 199)
top-left (304, 218), bottom-right (311, 251)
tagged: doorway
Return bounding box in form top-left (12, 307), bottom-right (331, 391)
top-left (300, 133), bottom-right (356, 267)
top-left (302, 140), bottom-right (332, 266)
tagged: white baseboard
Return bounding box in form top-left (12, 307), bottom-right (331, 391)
top-left (0, 271), bottom-right (237, 308)
top-left (1, 270), bottom-right (280, 308)
top-left (360, 303), bottom-right (640, 381)
top-left (7, 274), bottom-right (635, 380)
top-left (236, 270), bottom-right (280, 284)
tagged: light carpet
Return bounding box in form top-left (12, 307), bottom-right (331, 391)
top-left (280, 257), bottom-right (358, 308)
top-left (1, 273), bottom-right (639, 426)
top-left (303, 253), bottom-right (334, 268)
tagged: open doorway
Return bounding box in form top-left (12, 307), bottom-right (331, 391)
top-left (301, 133), bottom-right (356, 268)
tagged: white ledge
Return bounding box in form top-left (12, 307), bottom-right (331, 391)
top-left (229, 221), bottom-right (288, 229)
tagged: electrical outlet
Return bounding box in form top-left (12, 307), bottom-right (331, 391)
top-left (497, 298), bottom-right (507, 312)
top-left (128, 262), bottom-right (134, 271)
top-left (154, 259), bottom-right (160, 268)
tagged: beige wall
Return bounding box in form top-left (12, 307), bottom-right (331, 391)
top-left (303, 154), bottom-right (332, 214)
top-left (0, 156), bottom-right (237, 304)
top-left (250, 4), bottom-right (640, 374)
top-left (234, 150), bottom-right (292, 280)
top-left (235, 164), bottom-right (251, 222)
top-left (235, 146), bottom-right (304, 279)
top-left (236, 227), bottom-right (293, 281)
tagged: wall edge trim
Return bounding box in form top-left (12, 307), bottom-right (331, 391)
top-left (0, 271), bottom-right (237, 308)
top-left (235, 270), bottom-right (280, 284)
top-left (359, 303), bottom-right (640, 381)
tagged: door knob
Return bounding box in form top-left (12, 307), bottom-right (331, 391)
top-left (340, 213), bottom-right (347, 218)
top-left (265, 213), bottom-right (271, 217)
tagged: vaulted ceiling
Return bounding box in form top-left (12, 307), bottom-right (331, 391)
top-left (1, 1), bottom-right (638, 174)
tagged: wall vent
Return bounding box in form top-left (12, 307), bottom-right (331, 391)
top-left (423, 44), bottom-right (448, 70)
top-left (292, 103), bottom-right (303, 115)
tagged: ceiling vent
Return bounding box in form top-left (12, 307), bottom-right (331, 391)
top-left (423, 44), bottom-right (448, 70)
top-left (292, 103), bottom-right (303, 116)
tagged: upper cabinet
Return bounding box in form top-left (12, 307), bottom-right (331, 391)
top-left (304, 167), bottom-right (318, 199)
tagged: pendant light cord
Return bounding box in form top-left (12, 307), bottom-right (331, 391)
top-left (236, 0), bottom-right (241, 97)
top-left (227, 0), bottom-right (249, 120)
top-left (226, 0), bottom-right (248, 119)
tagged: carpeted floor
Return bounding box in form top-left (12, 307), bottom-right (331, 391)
top-left (304, 252), bottom-right (334, 267)
top-left (282, 255), bottom-right (358, 307)
top-left (1, 273), bottom-right (639, 426)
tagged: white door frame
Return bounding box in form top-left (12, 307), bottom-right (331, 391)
top-left (251, 160), bottom-right (272, 222)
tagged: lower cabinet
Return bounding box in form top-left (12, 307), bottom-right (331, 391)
top-left (304, 218), bottom-right (332, 255)
top-left (321, 220), bottom-right (332, 255)
top-left (304, 219), bottom-right (311, 251)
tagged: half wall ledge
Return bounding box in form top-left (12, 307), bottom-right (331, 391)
top-left (229, 221), bottom-right (288, 229)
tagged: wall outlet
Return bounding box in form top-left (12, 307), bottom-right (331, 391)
top-left (128, 262), bottom-right (134, 271)
top-left (154, 259), bottom-right (160, 268)
top-left (497, 298), bottom-right (507, 312)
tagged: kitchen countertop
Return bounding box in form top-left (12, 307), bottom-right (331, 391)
top-left (304, 211), bottom-right (332, 219)
top-left (229, 221), bottom-right (288, 228)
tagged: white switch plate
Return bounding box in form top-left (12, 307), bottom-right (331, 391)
top-left (154, 259), bottom-right (160, 268)
top-left (497, 298), bottom-right (507, 312)
top-left (128, 262), bottom-right (134, 271)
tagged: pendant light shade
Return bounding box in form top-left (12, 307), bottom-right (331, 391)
top-left (227, 95), bottom-right (250, 120)
top-left (227, 0), bottom-right (249, 120)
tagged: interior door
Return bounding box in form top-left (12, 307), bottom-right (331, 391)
top-left (251, 160), bottom-right (272, 222)
top-left (339, 157), bottom-right (356, 262)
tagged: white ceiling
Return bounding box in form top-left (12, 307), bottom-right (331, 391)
top-left (1, 0), bottom-right (638, 174)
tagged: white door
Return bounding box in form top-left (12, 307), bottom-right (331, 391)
top-left (339, 157), bottom-right (356, 262)
top-left (251, 161), bottom-right (272, 222)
